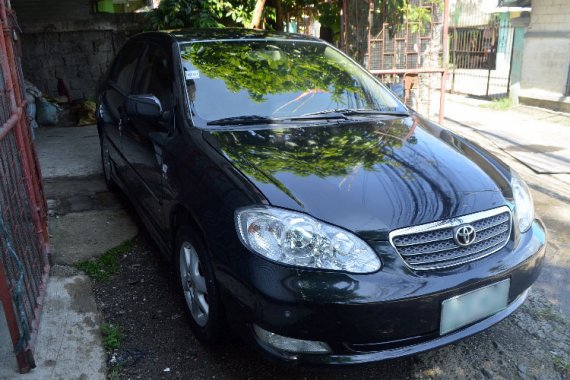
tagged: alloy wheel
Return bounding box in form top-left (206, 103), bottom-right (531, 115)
top-left (179, 241), bottom-right (209, 327)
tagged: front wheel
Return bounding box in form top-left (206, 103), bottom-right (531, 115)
top-left (175, 226), bottom-right (226, 343)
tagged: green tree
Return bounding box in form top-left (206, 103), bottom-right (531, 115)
top-left (146, 0), bottom-right (334, 32)
top-left (147, 0), bottom-right (254, 29)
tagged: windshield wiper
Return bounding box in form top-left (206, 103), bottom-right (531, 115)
top-left (207, 115), bottom-right (278, 126)
top-left (300, 108), bottom-right (410, 117)
top-left (286, 111), bottom-right (349, 121)
top-left (207, 109), bottom-right (410, 126)
top-left (207, 113), bottom-right (349, 125)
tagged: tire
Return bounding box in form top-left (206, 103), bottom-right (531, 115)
top-left (99, 132), bottom-right (117, 191)
top-left (175, 226), bottom-right (226, 343)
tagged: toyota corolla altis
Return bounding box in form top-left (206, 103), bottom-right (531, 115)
top-left (96, 29), bottom-right (546, 365)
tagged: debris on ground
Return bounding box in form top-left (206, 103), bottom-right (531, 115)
top-left (76, 100), bottom-right (97, 126)
top-left (36, 97), bottom-right (59, 126)
top-left (90, 235), bottom-right (570, 380)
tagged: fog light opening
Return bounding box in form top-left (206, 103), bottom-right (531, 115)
top-left (253, 325), bottom-right (331, 354)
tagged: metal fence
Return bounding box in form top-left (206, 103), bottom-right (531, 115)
top-left (364, 0), bottom-right (449, 123)
top-left (448, 13), bottom-right (514, 98)
top-left (0, 1), bottom-right (49, 374)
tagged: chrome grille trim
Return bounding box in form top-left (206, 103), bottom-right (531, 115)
top-left (389, 206), bottom-right (512, 271)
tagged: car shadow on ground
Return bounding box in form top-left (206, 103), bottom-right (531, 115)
top-left (92, 233), bottom-right (417, 379)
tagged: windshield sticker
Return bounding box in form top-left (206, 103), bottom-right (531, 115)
top-left (185, 70), bottom-right (200, 80)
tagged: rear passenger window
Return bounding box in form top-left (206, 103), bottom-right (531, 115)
top-left (105, 42), bottom-right (144, 116)
top-left (111, 42), bottom-right (144, 93)
top-left (134, 44), bottom-right (174, 110)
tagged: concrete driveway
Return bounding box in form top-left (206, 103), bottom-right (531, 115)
top-left (0, 125), bottom-right (137, 379)
top-left (444, 94), bottom-right (570, 317)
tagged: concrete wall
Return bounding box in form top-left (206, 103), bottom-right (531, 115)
top-left (520, 0), bottom-right (570, 111)
top-left (12, 0), bottom-right (143, 100)
top-left (449, 0), bottom-right (497, 27)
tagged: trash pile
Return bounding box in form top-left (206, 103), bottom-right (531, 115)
top-left (25, 81), bottom-right (58, 130)
top-left (24, 80), bottom-right (97, 130)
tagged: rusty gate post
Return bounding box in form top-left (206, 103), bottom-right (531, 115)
top-left (0, 261), bottom-right (33, 373)
top-left (0, 0), bottom-right (49, 374)
top-left (0, 2), bottom-right (48, 249)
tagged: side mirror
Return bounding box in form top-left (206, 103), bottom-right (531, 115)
top-left (125, 94), bottom-right (163, 119)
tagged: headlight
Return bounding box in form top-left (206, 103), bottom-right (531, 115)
top-left (511, 172), bottom-right (534, 232)
top-left (235, 207), bottom-right (381, 273)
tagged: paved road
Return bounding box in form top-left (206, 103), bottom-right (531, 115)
top-left (444, 95), bottom-right (570, 317)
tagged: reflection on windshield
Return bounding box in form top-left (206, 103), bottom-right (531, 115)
top-left (180, 40), bottom-right (405, 122)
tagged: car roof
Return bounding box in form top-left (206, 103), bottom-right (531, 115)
top-left (166, 28), bottom-right (322, 44)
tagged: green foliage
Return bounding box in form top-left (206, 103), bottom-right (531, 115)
top-left (382, 0), bottom-right (408, 28)
top-left (373, 0), bottom-right (438, 37)
top-left (181, 42), bottom-right (363, 104)
top-left (552, 353), bottom-right (570, 375)
top-left (76, 239), bottom-right (134, 281)
top-left (101, 323), bottom-right (123, 351)
top-left (108, 365), bottom-right (121, 380)
top-left (481, 98), bottom-right (513, 111)
top-left (146, 0), bottom-right (254, 30)
top-left (316, 1), bottom-right (341, 40)
top-left (402, 3), bottom-right (432, 34)
top-left (533, 305), bottom-right (567, 324)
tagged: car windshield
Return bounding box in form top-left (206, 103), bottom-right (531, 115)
top-left (179, 39), bottom-right (407, 124)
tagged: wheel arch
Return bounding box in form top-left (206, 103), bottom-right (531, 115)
top-left (170, 204), bottom-right (210, 260)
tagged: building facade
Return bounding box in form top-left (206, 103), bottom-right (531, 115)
top-left (520, 0), bottom-right (570, 111)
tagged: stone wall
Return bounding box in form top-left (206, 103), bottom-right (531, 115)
top-left (20, 28), bottom-right (134, 100)
top-left (12, 0), bottom-right (143, 100)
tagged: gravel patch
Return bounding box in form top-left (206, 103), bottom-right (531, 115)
top-left (90, 236), bottom-right (570, 380)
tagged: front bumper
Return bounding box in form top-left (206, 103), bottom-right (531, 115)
top-left (252, 287), bottom-right (529, 365)
top-left (219, 219), bottom-right (546, 365)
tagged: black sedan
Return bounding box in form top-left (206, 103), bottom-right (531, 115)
top-left (96, 29), bottom-right (546, 365)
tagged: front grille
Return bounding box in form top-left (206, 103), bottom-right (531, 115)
top-left (389, 207), bottom-right (512, 271)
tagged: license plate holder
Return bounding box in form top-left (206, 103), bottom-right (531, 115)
top-left (440, 279), bottom-right (510, 335)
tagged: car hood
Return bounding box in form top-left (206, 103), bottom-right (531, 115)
top-left (203, 115), bottom-right (511, 240)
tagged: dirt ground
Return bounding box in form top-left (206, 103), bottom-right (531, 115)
top-left (91, 234), bottom-right (570, 380)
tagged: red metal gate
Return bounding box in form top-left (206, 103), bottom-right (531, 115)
top-left (0, 1), bottom-right (49, 374)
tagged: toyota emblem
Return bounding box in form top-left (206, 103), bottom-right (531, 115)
top-left (454, 225), bottom-right (476, 246)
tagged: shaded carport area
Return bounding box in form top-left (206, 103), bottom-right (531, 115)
top-left (0, 0), bottom-right (49, 374)
top-left (0, 0), bottom-right (140, 375)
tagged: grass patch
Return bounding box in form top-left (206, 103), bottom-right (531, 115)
top-left (533, 305), bottom-right (567, 324)
top-left (76, 239), bottom-right (134, 281)
top-left (101, 323), bottom-right (123, 351)
top-left (481, 98), bottom-right (513, 111)
top-left (108, 365), bottom-right (121, 380)
top-left (552, 353), bottom-right (570, 373)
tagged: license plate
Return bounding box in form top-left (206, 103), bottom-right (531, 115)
top-left (440, 279), bottom-right (510, 335)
